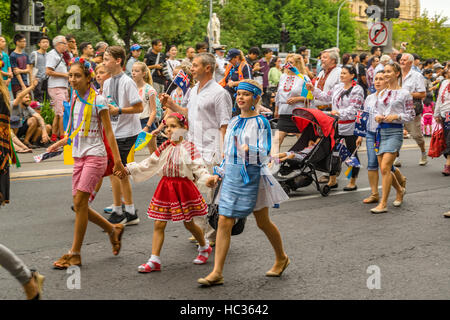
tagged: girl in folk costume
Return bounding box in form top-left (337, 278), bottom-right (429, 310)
top-left (370, 62), bottom-right (413, 214)
top-left (434, 75), bottom-right (450, 177)
top-left (198, 80), bottom-right (289, 287)
top-left (121, 113), bottom-right (214, 273)
top-left (274, 54), bottom-right (308, 151)
top-left (307, 65), bottom-right (365, 191)
top-left (357, 70), bottom-right (405, 206)
top-left (0, 78), bottom-right (46, 300)
top-left (47, 58), bottom-right (127, 269)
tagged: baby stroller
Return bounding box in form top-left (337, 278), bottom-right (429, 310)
top-left (274, 108), bottom-right (340, 197)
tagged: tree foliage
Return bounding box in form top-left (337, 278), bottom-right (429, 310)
top-left (393, 12), bottom-right (450, 61)
top-left (1, 0), bottom-right (357, 55)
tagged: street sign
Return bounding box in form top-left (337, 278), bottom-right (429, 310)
top-left (262, 44), bottom-right (280, 50)
top-left (368, 21), bottom-right (391, 47)
top-left (14, 24), bottom-right (41, 32)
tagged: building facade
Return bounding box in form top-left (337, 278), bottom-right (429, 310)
top-left (349, 0), bottom-right (421, 24)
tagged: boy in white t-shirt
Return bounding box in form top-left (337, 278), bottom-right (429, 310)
top-left (102, 46), bottom-right (143, 226)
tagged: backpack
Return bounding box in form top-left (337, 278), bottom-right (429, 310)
top-left (143, 84), bottom-right (164, 122)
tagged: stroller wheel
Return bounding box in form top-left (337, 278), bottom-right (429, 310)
top-left (320, 184), bottom-right (330, 197)
top-left (280, 182), bottom-right (291, 196)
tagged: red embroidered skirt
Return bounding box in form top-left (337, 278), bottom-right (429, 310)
top-left (148, 176), bottom-right (208, 222)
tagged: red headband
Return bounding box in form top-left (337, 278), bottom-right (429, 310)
top-left (163, 112), bottom-right (188, 128)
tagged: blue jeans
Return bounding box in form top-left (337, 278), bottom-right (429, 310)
top-left (365, 131), bottom-right (378, 171)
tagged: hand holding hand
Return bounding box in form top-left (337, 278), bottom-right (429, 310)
top-left (206, 175), bottom-right (220, 188)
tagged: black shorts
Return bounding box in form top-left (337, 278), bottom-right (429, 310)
top-left (16, 120), bottom-right (30, 138)
top-left (116, 135), bottom-right (138, 166)
top-left (444, 120), bottom-right (450, 157)
top-left (277, 114), bottom-right (300, 134)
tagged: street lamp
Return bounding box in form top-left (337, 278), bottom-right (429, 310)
top-left (337, 0), bottom-right (351, 49)
top-left (209, 0), bottom-right (213, 53)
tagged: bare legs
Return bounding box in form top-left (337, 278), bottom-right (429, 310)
top-left (151, 220), bottom-right (206, 258)
top-left (71, 191), bottom-right (114, 254)
top-left (202, 207), bottom-right (288, 282)
top-left (372, 152), bottom-right (406, 211)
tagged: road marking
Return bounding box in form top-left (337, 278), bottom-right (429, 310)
top-left (11, 174), bottom-right (73, 181)
top-left (286, 187), bottom-right (373, 202)
top-left (10, 168), bottom-right (73, 179)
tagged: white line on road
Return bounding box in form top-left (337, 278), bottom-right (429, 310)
top-left (286, 187), bottom-right (373, 202)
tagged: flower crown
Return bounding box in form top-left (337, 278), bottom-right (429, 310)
top-left (163, 112), bottom-right (188, 128)
top-left (70, 57), bottom-right (95, 78)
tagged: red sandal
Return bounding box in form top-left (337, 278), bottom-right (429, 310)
top-left (193, 246), bottom-right (212, 265)
top-left (138, 261), bottom-right (161, 273)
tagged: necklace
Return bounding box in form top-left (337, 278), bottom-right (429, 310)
top-left (283, 75), bottom-right (295, 92)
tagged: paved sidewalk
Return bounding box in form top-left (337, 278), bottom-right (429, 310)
top-left (10, 136), bottom-right (429, 178)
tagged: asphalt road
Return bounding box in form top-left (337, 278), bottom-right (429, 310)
top-left (1, 146), bottom-right (450, 300)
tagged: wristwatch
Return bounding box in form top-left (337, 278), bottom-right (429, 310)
top-left (118, 107), bottom-right (122, 115)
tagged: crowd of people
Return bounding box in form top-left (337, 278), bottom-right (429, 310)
top-left (0, 32), bottom-right (449, 298)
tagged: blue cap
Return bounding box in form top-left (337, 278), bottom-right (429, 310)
top-left (130, 44), bottom-right (142, 51)
top-left (225, 48), bottom-right (241, 61)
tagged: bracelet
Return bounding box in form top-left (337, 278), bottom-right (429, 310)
top-left (118, 107), bottom-right (122, 115)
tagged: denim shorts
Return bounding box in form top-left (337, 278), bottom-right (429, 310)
top-left (365, 131), bottom-right (378, 170)
top-left (376, 127), bottom-right (403, 155)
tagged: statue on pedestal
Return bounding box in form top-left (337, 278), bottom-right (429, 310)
top-left (207, 13), bottom-right (221, 46)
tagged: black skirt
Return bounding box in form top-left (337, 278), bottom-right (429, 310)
top-left (444, 120), bottom-right (450, 157)
top-left (277, 114), bottom-right (299, 133)
top-left (0, 166), bottom-right (9, 206)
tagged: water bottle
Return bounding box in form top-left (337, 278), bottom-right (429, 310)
top-left (108, 96), bottom-right (119, 122)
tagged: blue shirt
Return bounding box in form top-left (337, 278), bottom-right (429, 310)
top-left (10, 51), bottom-right (30, 86)
top-left (1, 51), bottom-right (12, 91)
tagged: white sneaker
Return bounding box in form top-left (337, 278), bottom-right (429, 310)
top-left (393, 158), bottom-right (401, 167)
top-left (419, 154), bottom-right (428, 166)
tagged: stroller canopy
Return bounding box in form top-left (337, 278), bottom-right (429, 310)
top-left (291, 108), bottom-right (337, 148)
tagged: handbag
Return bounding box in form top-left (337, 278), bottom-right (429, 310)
top-left (207, 179), bottom-right (247, 236)
top-left (413, 98), bottom-right (423, 115)
top-left (428, 125), bottom-right (446, 158)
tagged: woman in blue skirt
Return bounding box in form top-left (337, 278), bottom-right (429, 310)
top-left (198, 80), bottom-right (289, 286)
top-left (371, 62), bottom-right (414, 214)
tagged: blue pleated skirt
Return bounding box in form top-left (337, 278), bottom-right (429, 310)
top-left (219, 164), bottom-right (261, 219)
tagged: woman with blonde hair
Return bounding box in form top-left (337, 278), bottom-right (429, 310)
top-left (132, 61), bottom-right (158, 154)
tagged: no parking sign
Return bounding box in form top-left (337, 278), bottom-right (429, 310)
top-left (368, 21), bottom-right (392, 47)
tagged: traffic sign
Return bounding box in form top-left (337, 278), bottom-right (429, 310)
top-left (14, 24), bottom-right (41, 32)
top-left (368, 21), bottom-right (391, 47)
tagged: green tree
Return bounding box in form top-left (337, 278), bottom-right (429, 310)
top-left (281, 0), bottom-right (356, 57)
top-left (393, 12), bottom-right (450, 61)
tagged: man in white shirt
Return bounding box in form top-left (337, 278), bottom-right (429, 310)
top-left (160, 52), bottom-right (232, 244)
top-left (102, 46), bottom-right (144, 226)
top-left (313, 49), bottom-right (342, 183)
top-left (399, 53), bottom-right (427, 166)
top-left (46, 35), bottom-right (69, 142)
top-left (374, 55), bottom-right (391, 74)
top-left (313, 49), bottom-right (342, 111)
